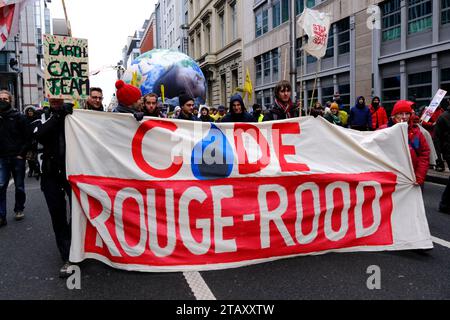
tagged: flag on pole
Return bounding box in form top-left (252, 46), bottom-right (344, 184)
top-left (298, 8), bottom-right (331, 59)
top-left (0, 0), bottom-right (32, 50)
top-left (237, 67), bottom-right (253, 101)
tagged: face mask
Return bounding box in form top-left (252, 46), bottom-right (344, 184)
top-left (0, 100), bottom-right (11, 112)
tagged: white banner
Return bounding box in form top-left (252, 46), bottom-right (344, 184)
top-left (66, 111), bottom-right (433, 272)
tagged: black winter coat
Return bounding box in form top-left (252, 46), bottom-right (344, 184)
top-left (434, 110), bottom-right (450, 162)
top-left (0, 108), bottom-right (29, 158)
top-left (31, 111), bottom-right (67, 178)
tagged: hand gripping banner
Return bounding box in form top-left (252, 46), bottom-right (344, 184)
top-left (66, 111), bottom-right (433, 272)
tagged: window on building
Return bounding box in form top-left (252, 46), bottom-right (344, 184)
top-left (337, 18), bottom-right (350, 54)
top-left (231, 4), bottom-right (237, 40)
top-left (232, 69), bottom-right (238, 94)
top-left (272, 49), bottom-right (279, 81)
top-left (281, 0), bottom-right (290, 23)
top-left (382, 75), bottom-right (401, 114)
top-left (381, 0), bottom-right (401, 41)
top-left (255, 8), bottom-right (269, 38)
top-left (0, 52), bottom-right (7, 72)
top-left (206, 25), bottom-right (211, 53)
top-left (219, 13), bottom-right (225, 47)
top-left (221, 74), bottom-right (227, 105)
top-left (441, 67), bottom-right (450, 98)
top-left (408, 71), bottom-right (432, 106)
top-left (255, 48), bottom-right (280, 86)
top-left (324, 24), bottom-right (334, 58)
top-left (255, 56), bottom-right (262, 86)
top-left (295, 0), bottom-right (304, 15)
top-left (296, 38), bottom-right (303, 67)
top-left (442, 0), bottom-right (450, 25)
top-left (408, 0), bottom-right (432, 34)
top-left (338, 83), bottom-right (351, 110)
top-left (307, 0), bottom-right (316, 8)
top-left (263, 52), bottom-right (271, 84)
top-left (273, 1), bottom-right (281, 28)
top-left (322, 86), bottom-right (335, 103)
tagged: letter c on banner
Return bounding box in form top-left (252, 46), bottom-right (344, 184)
top-left (132, 120), bottom-right (183, 178)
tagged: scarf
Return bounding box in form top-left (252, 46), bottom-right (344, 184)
top-left (274, 98), bottom-right (294, 119)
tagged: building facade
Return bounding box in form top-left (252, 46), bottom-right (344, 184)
top-left (188, 0), bottom-right (243, 107)
top-left (243, 0), bottom-right (450, 114)
top-left (0, 0), bottom-right (51, 110)
top-left (157, 0), bottom-right (187, 51)
top-left (140, 12), bottom-right (157, 54)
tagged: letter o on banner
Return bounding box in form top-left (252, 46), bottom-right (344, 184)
top-left (132, 120), bottom-right (183, 179)
top-left (295, 182), bottom-right (321, 245)
top-left (114, 188), bottom-right (147, 257)
top-left (324, 182), bottom-right (350, 242)
top-left (355, 181), bottom-right (382, 239)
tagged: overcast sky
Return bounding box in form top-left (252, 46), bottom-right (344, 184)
top-left (48, 0), bottom-right (158, 105)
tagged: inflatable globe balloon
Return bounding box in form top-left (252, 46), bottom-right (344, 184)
top-left (123, 49), bottom-right (207, 106)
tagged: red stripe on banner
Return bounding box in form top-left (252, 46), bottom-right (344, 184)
top-left (69, 173), bottom-right (396, 267)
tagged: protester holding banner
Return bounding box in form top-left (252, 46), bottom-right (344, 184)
top-left (85, 87), bottom-right (104, 112)
top-left (369, 97), bottom-right (388, 130)
top-left (199, 106), bottom-right (214, 122)
top-left (349, 96), bottom-right (372, 131)
top-left (31, 98), bottom-right (74, 277)
top-left (113, 80), bottom-right (145, 121)
top-left (434, 103), bottom-right (450, 213)
top-left (388, 100), bottom-right (430, 186)
top-left (143, 93), bottom-right (164, 118)
top-left (252, 104), bottom-right (264, 123)
top-left (0, 90), bottom-right (28, 227)
top-left (263, 80), bottom-right (300, 121)
top-left (324, 103), bottom-right (345, 127)
top-left (422, 100), bottom-right (447, 172)
top-left (177, 94), bottom-right (198, 121)
top-left (221, 94), bottom-right (256, 123)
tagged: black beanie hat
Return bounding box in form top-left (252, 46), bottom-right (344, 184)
top-left (179, 94), bottom-right (194, 107)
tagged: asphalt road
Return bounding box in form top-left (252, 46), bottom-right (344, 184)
top-left (0, 177), bottom-right (449, 301)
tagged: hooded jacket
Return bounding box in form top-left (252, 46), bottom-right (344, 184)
top-left (0, 106), bottom-right (29, 158)
top-left (349, 96), bottom-right (372, 131)
top-left (369, 97), bottom-right (388, 130)
top-left (221, 94), bottom-right (256, 123)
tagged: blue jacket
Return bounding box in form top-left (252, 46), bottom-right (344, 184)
top-left (349, 96), bottom-right (372, 131)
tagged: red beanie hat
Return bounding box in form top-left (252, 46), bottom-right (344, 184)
top-left (115, 80), bottom-right (142, 107)
top-left (391, 100), bottom-right (414, 116)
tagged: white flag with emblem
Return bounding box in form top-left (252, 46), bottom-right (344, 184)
top-left (0, 0), bottom-right (32, 50)
top-left (298, 8), bottom-right (331, 59)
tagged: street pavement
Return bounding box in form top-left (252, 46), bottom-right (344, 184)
top-left (0, 175), bottom-right (449, 300)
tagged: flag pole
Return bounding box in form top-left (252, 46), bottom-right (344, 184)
top-left (61, 0), bottom-right (72, 37)
top-left (289, 0), bottom-right (297, 103)
top-left (308, 59), bottom-right (320, 116)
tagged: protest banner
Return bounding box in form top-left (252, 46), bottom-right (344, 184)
top-left (66, 111), bottom-right (433, 272)
top-left (421, 89), bottom-right (447, 122)
top-left (43, 34), bottom-right (89, 100)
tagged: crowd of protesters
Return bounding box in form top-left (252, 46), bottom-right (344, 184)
top-left (1, 77), bottom-right (449, 278)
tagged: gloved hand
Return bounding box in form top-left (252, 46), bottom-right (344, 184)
top-left (56, 103), bottom-right (74, 117)
top-left (134, 112), bottom-right (144, 121)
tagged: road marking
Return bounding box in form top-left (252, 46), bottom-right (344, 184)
top-left (183, 272), bottom-right (216, 300)
top-left (432, 236), bottom-right (450, 249)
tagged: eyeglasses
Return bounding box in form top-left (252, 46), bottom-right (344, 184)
top-left (91, 96), bottom-right (103, 100)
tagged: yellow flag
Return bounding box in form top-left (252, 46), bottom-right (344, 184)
top-left (243, 67), bottom-right (253, 101)
top-left (161, 85), bottom-right (165, 104)
top-left (131, 71), bottom-right (139, 87)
